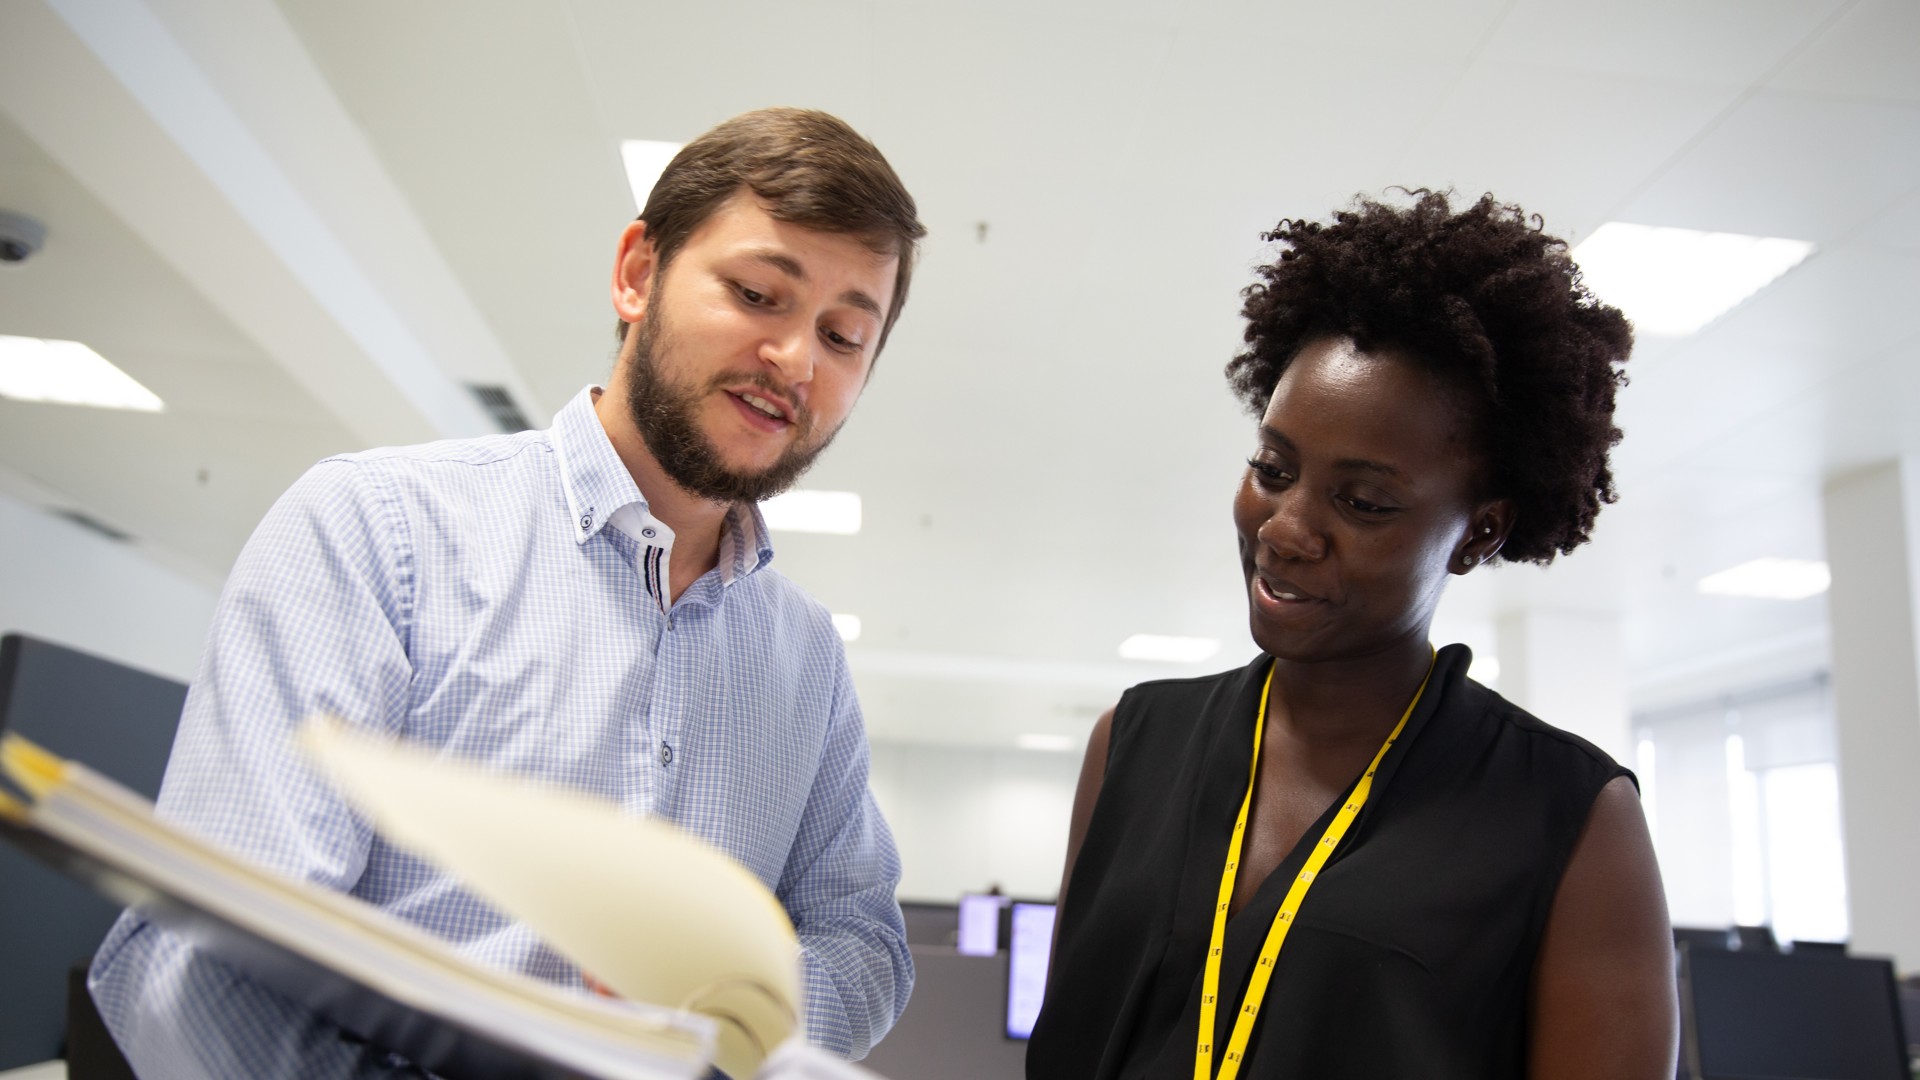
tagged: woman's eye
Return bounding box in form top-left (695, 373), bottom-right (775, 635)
top-left (739, 285), bottom-right (769, 305)
top-left (1246, 457), bottom-right (1292, 484)
top-left (1342, 495), bottom-right (1398, 515)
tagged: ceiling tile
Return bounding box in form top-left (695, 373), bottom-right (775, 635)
top-left (1393, 61), bottom-right (1741, 223)
top-left (1615, 89), bottom-right (1920, 242)
top-left (1769, 0), bottom-right (1920, 104)
top-left (1481, 0), bottom-right (1844, 86)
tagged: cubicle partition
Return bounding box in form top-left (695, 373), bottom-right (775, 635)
top-left (0, 633), bottom-right (186, 1071)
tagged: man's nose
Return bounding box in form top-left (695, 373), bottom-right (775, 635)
top-left (1257, 486), bottom-right (1328, 562)
top-left (760, 321), bottom-right (816, 385)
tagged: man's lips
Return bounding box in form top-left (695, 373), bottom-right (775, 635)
top-left (724, 387), bottom-right (797, 432)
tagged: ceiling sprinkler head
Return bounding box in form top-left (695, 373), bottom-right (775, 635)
top-left (0, 210), bottom-right (47, 264)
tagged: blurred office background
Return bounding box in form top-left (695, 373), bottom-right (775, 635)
top-left (1, 0), bottom-right (1917, 1073)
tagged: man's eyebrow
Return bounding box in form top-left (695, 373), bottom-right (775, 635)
top-left (838, 288), bottom-right (884, 321)
top-left (745, 249), bottom-right (807, 281)
top-left (742, 249), bottom-right (884, 321)
top-left (1258, 426), bottom-right (1406, 481)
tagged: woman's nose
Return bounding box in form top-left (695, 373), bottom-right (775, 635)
top-left (1257, 486), bottom-right (1328, 562)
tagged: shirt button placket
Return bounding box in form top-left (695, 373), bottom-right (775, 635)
top-left (649, 604), bottom-right (687, 807)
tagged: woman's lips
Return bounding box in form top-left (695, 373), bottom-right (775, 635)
top-left (1253, 575), bottom-right (1324, 616)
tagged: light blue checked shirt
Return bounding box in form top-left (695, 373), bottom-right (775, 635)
top-left (89, 387), bottom-right (911, 1077)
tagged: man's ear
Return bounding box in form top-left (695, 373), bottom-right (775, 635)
top-left (611, 220), bottom-right (658, 328)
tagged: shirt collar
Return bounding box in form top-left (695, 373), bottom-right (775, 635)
top-left (720, 501), bottom-right (776, 585)
top-left (549, 386), bottom-right (775, 586)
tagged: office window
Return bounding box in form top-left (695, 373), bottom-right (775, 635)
top-left (1635, 676), bottom-right (1847, 944)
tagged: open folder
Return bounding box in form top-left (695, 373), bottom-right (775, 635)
top-left (0, 721), bottom-right (877, 1080)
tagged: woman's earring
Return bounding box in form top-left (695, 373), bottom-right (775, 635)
top-left (1461, 554), bottom-right (1478, 566)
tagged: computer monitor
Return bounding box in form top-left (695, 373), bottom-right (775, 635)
top-left (1681, 943), bottom-right (1909, 1080)
top-left (1673, 926), bottom-right (1735, 952)
top-left (1900, 978), bottom-right (1920, 1059)
top-left (1004, 901), bottom-right (1056, 1039)
top-left (957, 893), bottom-right (1009, 956)
top-left (1730, 924), bottom-right (1778, 953)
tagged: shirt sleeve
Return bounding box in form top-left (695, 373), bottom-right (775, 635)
top-left (777, 649), bottom-right (914, 1061)
top-left (89, 456), bottom-right (418, 1078)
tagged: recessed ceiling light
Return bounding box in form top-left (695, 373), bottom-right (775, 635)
top-left (1016, 734), bottom-right (1076, 752)
top-left (0, 336), bottom-right (164, 412)
top-left (619, 140), bottom-right (684, 214)
top-left (760, 489), bottom-right (861, 535)
top-left (1571, 223), bottom-right (1814, 337)
top-left (831, 613), bottom-right (862, 642)
top-left (1118, 634), bottom-right (1221, 664)
top-left (1697, 557), bottom-right (1831, 601)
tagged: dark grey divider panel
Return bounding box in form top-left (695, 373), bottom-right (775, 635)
top-left (899, 900), bottom-right (959, 947)
top-left (862, 945), bottom-right (1028, 1080)
top-left (0, 633), bottom-right (188, 1071)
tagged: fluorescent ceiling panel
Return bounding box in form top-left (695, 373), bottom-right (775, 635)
top-left (1571, 223), bottom-right (1814, 337)
top-left (760, 489), bottom-right (861, 535)
top-left (620, 140), bottom-right (684, 215)
top-left (1697, 557), bottom-right (1831, 601)
top-left (831, 613), bottom-right (862, 643)
top-left (1016, 734), bottom-right (1076, 752)
top-left (1117, 634), bottom-right (1221, 663)
top-left (0, 336), bottom-right (164, 412)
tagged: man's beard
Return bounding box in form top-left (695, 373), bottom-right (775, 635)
top-left (622, 303), bottom-right (836, 505)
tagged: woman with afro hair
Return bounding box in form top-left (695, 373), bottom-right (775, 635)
top-left (1028, 192), bottom-right (1676, 1079)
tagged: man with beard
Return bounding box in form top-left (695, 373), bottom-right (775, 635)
top-left (88, 108), bottom-right (925, 1076)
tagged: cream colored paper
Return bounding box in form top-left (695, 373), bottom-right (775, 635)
top-left (299, 718), bottom-right (799, 1079)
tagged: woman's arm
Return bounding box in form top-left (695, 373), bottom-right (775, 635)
top-left (1527, 775), bottom-right (1679, 1079)
top-left (1051, 706), bottom-right (1114, 957)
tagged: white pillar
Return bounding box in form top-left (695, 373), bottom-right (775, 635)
top-left (1493, 609), bottom-right (1630, 763)
top-left (1822, 459), bottom-right (1920, 973)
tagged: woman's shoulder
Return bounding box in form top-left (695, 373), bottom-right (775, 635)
top-left (1100, 655), bottom-right (1271, 772)
top-left (1113, 654), bottom-right (1266, 725)
top-left (1464, 677), bottom-right (1625, 774)
top-left (1432, 651), bottom-right (1631, 797)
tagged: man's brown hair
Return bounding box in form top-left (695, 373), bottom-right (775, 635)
top-left (619, 107), bottom-right (926, 354)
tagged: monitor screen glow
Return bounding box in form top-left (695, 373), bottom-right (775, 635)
top-left (957, 894), bottom-right (1005, 957)
top-left (1005, 902), bottom-right (1056, 1039)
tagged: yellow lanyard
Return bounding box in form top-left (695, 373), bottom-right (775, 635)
top-left (1195, 652), bottom-right (1435, 1080)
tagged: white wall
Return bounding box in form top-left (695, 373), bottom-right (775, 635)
top-left (868, 740), bottom-right (1081, 902)
top-left (0, 489), bottom-right (217, 682)
top-left (1823, 460), bottom-right (1920, 972)
top-left (1497, 609), bottom-right (1631, 763)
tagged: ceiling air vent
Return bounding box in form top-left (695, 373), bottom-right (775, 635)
top-left (51, 508), bottom-right (133, 543)
top-left (467, 384), bottom-right (533, 433)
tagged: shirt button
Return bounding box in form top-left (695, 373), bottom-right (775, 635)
top-left (659, 742), bottom-right (674, 767)
top-left (642, 527), bottom-right (656, 539)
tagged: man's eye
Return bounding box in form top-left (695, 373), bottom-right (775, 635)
top-left (822, 328), bottom-right (863, 353)
top-left (739, 285), bottom-right (769, 305)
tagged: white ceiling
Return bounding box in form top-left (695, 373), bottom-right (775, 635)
top-left (1, 0), bottom-right (1915, 748)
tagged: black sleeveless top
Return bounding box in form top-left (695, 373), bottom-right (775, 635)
top-left (1027, 645), bottom-right (1629, 1079)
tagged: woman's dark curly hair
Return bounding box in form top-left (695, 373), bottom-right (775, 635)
top-left (1225, 190), bottom-right (1632, 564)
